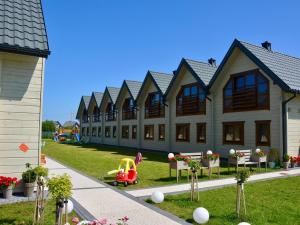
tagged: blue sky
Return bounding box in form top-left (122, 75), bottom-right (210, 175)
top-left (42, 0), bottom-right (300, 122)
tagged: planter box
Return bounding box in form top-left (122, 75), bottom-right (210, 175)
top-left (252, 155), bottom-right (267, 163)
top-left (228, 156), bottom-right (246, 164)
top-left (202, 158), bottom-right (220, 168)
top-left (169, 160), bottom-right (189, 170)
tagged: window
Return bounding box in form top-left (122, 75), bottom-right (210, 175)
top-left (122, 126), bottom-right (129, 139)
top-left (122, 98), bottom-right (137, 120)
top-left (81, 127), bottom-right (86, 136)
top-left (92, 127), bottom-right (97, 136)
top-left (223, 122), bottom-right (244, 145)
top-left (105, 102), bottom-right (117, 121)
top-left (176, 124), bottom-right (190, 142)
top-left (223, 70), bottom-right (269, 112)
top-left (144, 125), bottom-right (154, 140)
top-left (145, 92), bottom-right (165, 118)
top-left (98, 127), bottom-right (101, 137)
top-left (92, 106), bottom-right (101, 122)
top-left (176, 83), bottom-right (206, 116)
top-left (113, 126), bottom-right (117, 138)
top-left (197, 123), bottom-right (206, 143)
top-left (82, 109), bottom-right (89, 123)
top-left (132, 125), bottom-right (137, 139)
top-left (158, 124), bottom-right (165, 141)
top-left (256, 120), bottom-right (271, 146)
top-left (105, 126), bottom-right (111, 137)
top-left (86, 127), bottom-right (90, 136)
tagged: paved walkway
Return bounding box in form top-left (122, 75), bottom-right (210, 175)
top-left (46, 158), bottom-right (188, 225)
top-left (127, 168), bottom-right (300, 198)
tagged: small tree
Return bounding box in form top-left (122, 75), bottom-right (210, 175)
top-left (188, 160), bottom-right (201, 201)
top-left (235, 169), bottom-right (250, 218)
top-left (42, 120), bottom-right (56, 132)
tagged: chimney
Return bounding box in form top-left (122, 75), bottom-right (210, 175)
top-left (261, 41), bottom-right (272, 51)
top-left (208, 58), bottom-right (216, 67)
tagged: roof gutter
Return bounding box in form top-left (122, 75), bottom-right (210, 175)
top-left (282, 92), bottom-right (297, 158)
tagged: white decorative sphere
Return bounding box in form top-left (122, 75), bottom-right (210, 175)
top-left (238, 223), bottom-right (251, 225)
top-left (62, 199), bottom-right (74, 214)
top-left (229, 149), bottom-right (235, 155)
top-left (193, 207), bottom-right (209, 224)
top-left (255, 148), bottom-right (261, 153)
top-left (206, 150), bottom-right (213, 155)
top-left (77, 221), bottom-right (90, 225)
top-left (168, 153), bottom-right (175, 159)
top-left (151, 191), bottom-right (164, 203)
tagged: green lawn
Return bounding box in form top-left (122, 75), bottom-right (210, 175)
top-left (0, 199), bottom-right (78, 225)
top-left (149, 176), bottom-right (300, 225)
top-left (43, 140), bottom-right (278, 189)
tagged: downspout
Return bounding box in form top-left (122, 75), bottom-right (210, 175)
top-left (282, 92), bottom-right (296, 158)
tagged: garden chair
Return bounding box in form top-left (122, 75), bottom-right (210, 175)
top-left (228, 149), bottom-right (258, 172)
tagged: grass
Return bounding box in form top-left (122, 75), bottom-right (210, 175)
top-left (43, 140), bottom-right (279, 189)
top-left (149, 176), bottom-right (300, 225)
top-left (0, 199), bottom-right (78, 225)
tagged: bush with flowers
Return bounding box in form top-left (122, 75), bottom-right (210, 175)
top-left (230, 151), bottom-right (245, 159)
top-left (0, 176), bottom-right (19, 190)
top-left (169, 154), bottom-right (191, 162)
top-left (253, 150), bottom-right (266, 157)
top-left (290, 156), bottom-right (300, 167)
top-left (71, 216), bottom-right (129, 225)
top-left (203, 153), bottom-right (220, 161)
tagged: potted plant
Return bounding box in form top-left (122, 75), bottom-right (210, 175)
top-left (0, 176), bottom-right (19, 199)
top-left (290, 156), bottom-right (298, 168)
top-left (268, 148), bottom-right (279, 168)
top-left (282, 154), bottom-right (290, 170)
top-left (229, 151), bottom-right (246, 164)
top-left (202, 153), bottom-right (220, 168)
top-left (22, 163), bottom-right (37, 197)
top-left (169, 154), bottom-right (191, 170)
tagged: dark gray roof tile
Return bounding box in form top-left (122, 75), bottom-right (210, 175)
top-left (93, 92), bottom-right (103, 107)
top-left (125, 80), bottom-right (142, 99)
top-left (82, 96), bottom-right (91, 109)
top-left (149, 71), bottom-right (173, 94)
top-left (107, 87), bottom-right (120, 104)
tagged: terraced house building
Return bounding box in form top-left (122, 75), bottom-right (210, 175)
top-left (77, 39), bottom-right (300, 158)
top-left (0, 0), bottom-right (50, 177)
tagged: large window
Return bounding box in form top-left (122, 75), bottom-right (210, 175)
top-left (144, 125), bottom-right (154, 140)
top-left (105, 102), bottom-right (117, 121)
top-left (223, 122), bottom-right (244, 145)
top-left (122, 126), bottom-right (129, 139)
top-left (176, 83), bottom-right (206, 116)
top-left (223, 70), bottom-right (269, 113)
top-left (92, 127), bottom-right (97, 136)
top-left (197, 123), bottom-right (206, 143)
top-left (256, 120), bottom-right (271, 146)
top-left (113, 126), bottom-right (117, 138)
top-left (98, 127), bottom-right (102, 137)
top-left (176, 124), bottom-right (190, 142)
top-left (105, 126), bottom-right (111, 137)
top-left (92, 106), bottom-right (101, 122)
top-left (145, 92), bottom-right (165, 118)
top-left (158, 124), bottom-right (165, 141)
top-left (132, 125), bottom-right (137, 139)
top-left (82, 109), bottom-right (89, 123)
top-left (122, 98), bottom-right (137, 120)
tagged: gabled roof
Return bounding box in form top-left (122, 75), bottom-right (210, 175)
top-left (87, 92), bottom-right (103, 111)
top-left (209, 39), bottom-right (300, 93)
top-left (0, 0), bottom-right (50, 58)
top-left (63, 121), bottom-right (79, 128)
top-left (165, 58), bottom-right (217, 97)
top-left (115, 80), bottom-right (142, 106)
top-left (136, 71), bottom-right (173, 101)
top-left (106, 87), bottom-right (120, 104)
top-left (76, 95), bottom-right (91, 119)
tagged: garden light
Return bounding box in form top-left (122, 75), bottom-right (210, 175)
top-left (238, 223), bottom-right (251, 225)
top-left (62, 199), bottom-right (74, 214)
top-left (168, 153), bottom-right (175, 159)
top-left (206, 150), bottom-right (213, 155)
top-left (255, 148), bottom-right (261, 153)
top-left (229, 149), bottom-right (235, 155)
top-left (151, 191), bottom-right (164, 203)
top-left (193, 207), bottom-right (209, 224)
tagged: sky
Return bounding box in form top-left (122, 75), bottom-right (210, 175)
top-left (42, 0), bottom-right (300, 123)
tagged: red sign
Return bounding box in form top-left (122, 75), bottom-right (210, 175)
top-left (19, 143), bottom-right (29, 152)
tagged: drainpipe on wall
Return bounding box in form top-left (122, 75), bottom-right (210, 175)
top-left (282, 93), bottom-right (296, 159)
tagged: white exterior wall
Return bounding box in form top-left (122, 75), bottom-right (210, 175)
top-left (287, 95), bottom-right (300, 156)
top-left (0, 52), bottom-right (45, 178)
top-left (138, 79), bottom-right (169, 152)
top-left (167, 68), bottom-right (212, 153)
top-left (211, 49), bottom-right (282, 157)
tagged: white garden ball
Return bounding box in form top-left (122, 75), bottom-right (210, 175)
top-left (255, 148), bottom-right (261, 153)
top-left (62, 199), bottom-right (74, 214)
top-left (168, 153), bottom-right (175, 159)
top-left (206, 150), bottom-right (213, 155)
top-left (77, 221), bottom-right (90, 225)
top-left (193, 207), bottom-right (209, 224)
top-left (238, 223), bottom-right (251, 225)
top-left (229, 149), bottom-right (235, 155)
top-left (151, 191), bottom-right (164, 203)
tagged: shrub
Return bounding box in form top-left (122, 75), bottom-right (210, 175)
top-left (22, 169), bottom-right (37, 183)
top-left (47, 174), bottom-right (72, 200)
top-left (34, 166), bottom-right (48, 178)
top-left (236, 169), bottom-right (250, 184)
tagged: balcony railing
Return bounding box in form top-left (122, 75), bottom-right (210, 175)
top-left (92, 114), bottom-right (101, 122)
top-left (82, 116), bottom-right (89, 123)
top-left (145, 102), bottom-right (165, 118)
top-left (105, 111), bottom-right (117, 121)
top-left (122, 109), bottom-right (137, 120)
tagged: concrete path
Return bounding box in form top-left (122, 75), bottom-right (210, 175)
top-left (46, 158), bottom-right (189, 225)
top-left (126, 168), bottom-right (300, 198)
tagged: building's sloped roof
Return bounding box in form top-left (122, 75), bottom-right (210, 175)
top-left (0, 0), bottom-right (50, 57)
top-left (239, 41), bottom-right (300, 92)
top-left (185, 59), bottom-right (217, 85)
top-left (149, 71), bottom-right (173, 94)
top-left (82, 96), bottom-right (91, 109)
top-left (63, 121), bottom-right (78, 128)
top-left (107, 87), bottom-right (120, 104)
top-left (125, 80), bottom-right (142, 100)
top-left (93, 92), bottom-right (103, 107)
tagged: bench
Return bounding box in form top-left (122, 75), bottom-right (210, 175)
top-left (228, 149), bottom-right (258, 172)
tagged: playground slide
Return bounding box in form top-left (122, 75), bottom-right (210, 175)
top-left (75, 133), bottom-right (80, 142)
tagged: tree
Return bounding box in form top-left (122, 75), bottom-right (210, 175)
top-left (42, 120), bottom-right (56, 132)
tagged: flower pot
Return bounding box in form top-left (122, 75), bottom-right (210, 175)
top-left (252, 155), bottom-right (267, 163)
top-left (268, 162), bottom-right (276, 168)
top-left (24, 182), bottom-right (35, 197)
top-left (3, 186), bottom-right (13, 199)
top-left (283, 162), bottom-right (289, 170)
top-left (170, 160), bottom-right (189, 170)
top-left (202, 158), bottom-right (220, 168)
